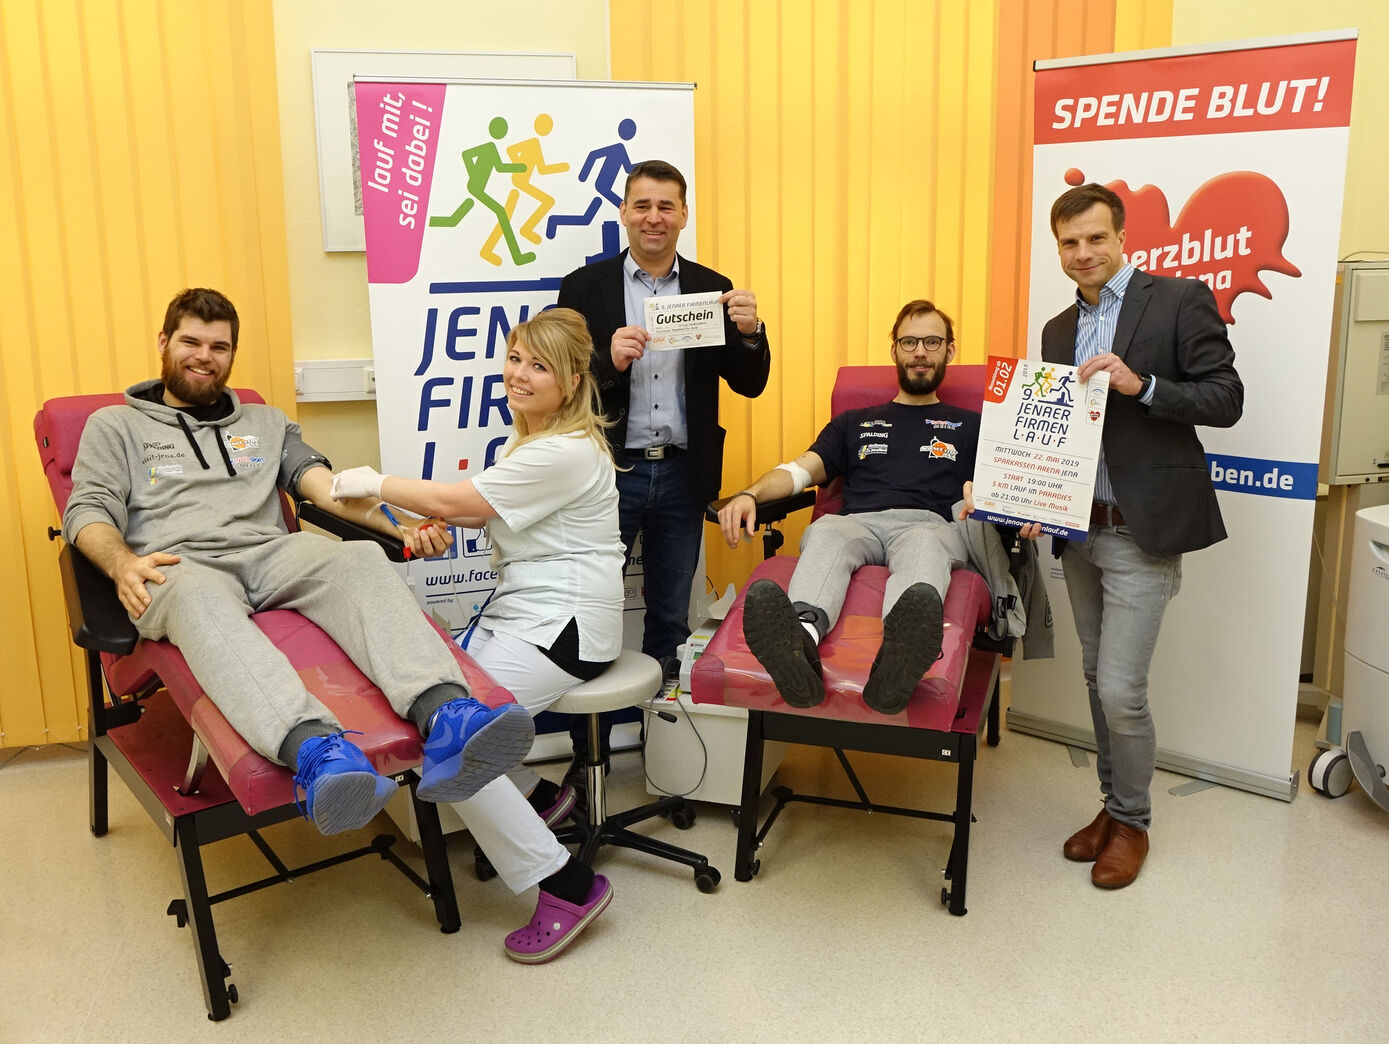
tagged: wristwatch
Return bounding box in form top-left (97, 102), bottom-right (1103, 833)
top-left (1138, 373), bottom-right (1154, 398)
top-left (742, 318), bottom-right (764, 343)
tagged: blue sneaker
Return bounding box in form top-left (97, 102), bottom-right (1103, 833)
top-left (292, 732), bottom-right (397, 835)
top-left (417, 698), bottom-right (535, 803)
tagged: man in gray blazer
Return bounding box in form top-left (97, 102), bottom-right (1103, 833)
top-left (1042, 183), bottom-right (1243, 889)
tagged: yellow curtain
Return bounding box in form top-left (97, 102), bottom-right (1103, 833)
top-left (0, 0), bottom-right (1178, 748)
top-left (608, 0), bottom-right (1172, 598)
top-left (0, 0), bottom-right (294, 747)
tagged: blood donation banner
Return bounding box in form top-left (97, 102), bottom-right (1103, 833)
top-left (353, 79), bottom-right (694, 633)
top-left (1010, 32), bottom-right (1357, 799)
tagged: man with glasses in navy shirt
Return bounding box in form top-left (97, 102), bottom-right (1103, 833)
top-left (718, 298), bottom-right (994, 717)
top-left (1041, 183), bottom-right (1242, 891)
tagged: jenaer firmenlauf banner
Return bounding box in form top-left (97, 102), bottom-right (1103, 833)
top-left (353, 78), bottom-right (694, 633)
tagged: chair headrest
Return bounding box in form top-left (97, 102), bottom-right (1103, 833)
top-left (33, 388), bottom-right (267, 515)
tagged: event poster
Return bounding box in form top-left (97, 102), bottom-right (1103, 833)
top-left (971, 356), bottom-right (1108, 539)
top-left (1010, 32), bottom-right (1357, 798)
top-left (353, 79), bottom-right (695, 633)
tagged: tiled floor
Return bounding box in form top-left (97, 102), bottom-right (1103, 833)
top-left (1, 703), bottom-right (1385, 1041)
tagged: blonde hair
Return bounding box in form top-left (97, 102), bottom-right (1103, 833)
top-left (505, 307), bottom-right (613, 459)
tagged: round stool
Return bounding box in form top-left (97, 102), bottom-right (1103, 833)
top-left (550, 650), bottom-right (720, 892)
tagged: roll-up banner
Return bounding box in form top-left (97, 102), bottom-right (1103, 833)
top-left (1010, 31), bottom-right (1358, 800)
top-left (353, 79), bottom-right (695, 636)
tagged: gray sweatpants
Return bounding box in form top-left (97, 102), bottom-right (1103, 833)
top-left (134, 532), bottom-right (468, 762)
top-left (789, 508), bottom-right (969, 630)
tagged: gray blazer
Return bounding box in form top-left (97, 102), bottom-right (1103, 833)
top-left (1041, 270), bottom-right (1243, 557)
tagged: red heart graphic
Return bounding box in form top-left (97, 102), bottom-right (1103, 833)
top-left (1104, 173), bottom-right (1300, 325)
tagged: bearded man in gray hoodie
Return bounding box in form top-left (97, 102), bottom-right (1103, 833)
top-left (63, 288), bottom-right (533, 837)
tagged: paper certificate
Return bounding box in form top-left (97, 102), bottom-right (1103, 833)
top-left (969, 356), bottom-right (1109, 541)
top-left (644, 291), bottom-right (725, 350)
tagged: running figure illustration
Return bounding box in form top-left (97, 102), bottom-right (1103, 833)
top-left (430, 115), bottom-right (536, 266)
top-left (502, 113), bottom-right (569, 246)
top-left (545, 117), bottom-right (637, 261)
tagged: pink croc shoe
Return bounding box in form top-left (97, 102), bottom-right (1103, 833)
top-left (504, 874), bottom-right (613, 964)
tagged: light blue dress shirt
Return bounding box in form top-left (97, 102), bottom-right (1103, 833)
top-left (1073, 263), bottom-right (1156, 505)
top-left (622, 252), bottom-right (687, 450)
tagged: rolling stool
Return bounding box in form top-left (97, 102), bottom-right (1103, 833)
top-left (553, 650), bottom-right (721, 892)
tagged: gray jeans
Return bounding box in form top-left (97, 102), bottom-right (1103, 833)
top-left (134, 532), bottom-right (468, 762)
top-left (1061, 525), bottom-right (1182, 830)
top-left (789, 508), bottom-right (969, 629)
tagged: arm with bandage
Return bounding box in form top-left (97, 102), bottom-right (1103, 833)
top-left (717, 451), bottom-right (828, 549)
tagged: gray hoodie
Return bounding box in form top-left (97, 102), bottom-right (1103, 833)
top-left (63, 380), bottom-right (328, 557)
top-left (960, 515), bottom-right (1054, 660)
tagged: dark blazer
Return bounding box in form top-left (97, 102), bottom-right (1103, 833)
top-left (1042, 270), bottom-right (1243, 557)
top-left (557, 250), bottom-right (772, 503)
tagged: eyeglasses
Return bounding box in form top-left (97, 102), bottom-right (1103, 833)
top-left (894, 335), bottom-right (950, 353)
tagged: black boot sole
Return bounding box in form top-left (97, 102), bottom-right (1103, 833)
top-left (863, 583), bottom-right (944, 714)
top-left (743, 580), bottom-right (825, 709)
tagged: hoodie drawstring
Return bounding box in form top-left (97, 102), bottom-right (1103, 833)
top-left (212, 428), bottom-right (237, 477)
top-left (176, 412), bottom-right (237, 477)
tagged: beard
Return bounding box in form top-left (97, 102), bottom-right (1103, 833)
top-left (161, 355), bottom-right (230, 406)
top-left (896, 357), bottom-right (945, 396)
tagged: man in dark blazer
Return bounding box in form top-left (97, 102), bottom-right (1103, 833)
top-left (1041, 183), bottom-right (1242, 889)
top-left (556, 159), bottom-right (771, 776)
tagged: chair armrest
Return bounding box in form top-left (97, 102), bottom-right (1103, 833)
top-left (296, 501), bottom-right (408, 563)
top-left (705, 489), bottom-right (816, 528)
top-left (58, 544), bottom-right (138, 655)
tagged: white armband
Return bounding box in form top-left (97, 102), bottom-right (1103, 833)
top-left (775, 461), bottom-right (813, 495)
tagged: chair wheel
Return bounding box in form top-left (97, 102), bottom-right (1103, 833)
top-left (474, 848), bottom-right (497, 882)
top-left (695, 867), bottom-right (721, 892)
top-left (1309, 748), bottom-right (1352, 797)
top-left (941, 887), bottom-right (950, 906)
top-left (226, 983), bottom-right (238, 1004)
top-left (670, 804), bottom-right (696, 829)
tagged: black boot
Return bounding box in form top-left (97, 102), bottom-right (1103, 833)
top-left (863, 582), bottom-right (943, 714)
top-left (742, 580), bottom-right (825, 708)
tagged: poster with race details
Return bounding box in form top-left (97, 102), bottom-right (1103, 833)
top-left (971, 355), bottom-right (1108, 540)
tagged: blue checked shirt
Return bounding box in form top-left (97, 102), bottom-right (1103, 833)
top-left (622, 252), bottom-right (687, 450)
top-left (1073, 263), bottom-right (1155, 505)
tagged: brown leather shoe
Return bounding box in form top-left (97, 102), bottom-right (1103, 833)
top-left (1091, 823), bottom-right (1149, 889)
top-left (1062, 808), bottom-right (1114, 862)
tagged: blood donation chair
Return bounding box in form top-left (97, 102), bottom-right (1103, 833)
top-left (691, 364), bottom-right (1014, 915)
top-left (34, 391), bottom-right (514, 1021)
